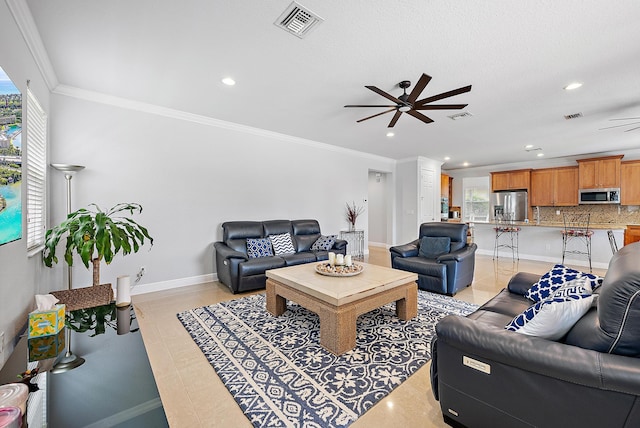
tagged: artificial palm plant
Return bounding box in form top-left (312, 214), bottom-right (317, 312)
top-left (43, 202), bottom-right (153, 286)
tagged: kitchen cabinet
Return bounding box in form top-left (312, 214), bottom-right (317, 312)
top-left (577, 155), bottom-right (623, 189)
top-left (624, 225), bottom-right (640, 246)
top-left (441, 173), bottom-right (451, 200)
top-left (530, 166), bottom-right (578, 206)
top-left (621, 160), bottom-right (640, 205)
top-left (491, 169), bottom-right (531, 192)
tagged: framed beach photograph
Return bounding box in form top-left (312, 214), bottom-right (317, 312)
top-left (0, 66), bottom-right (22, 246)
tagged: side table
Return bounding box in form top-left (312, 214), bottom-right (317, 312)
top-left (340, 229), bottom-right (365, 259)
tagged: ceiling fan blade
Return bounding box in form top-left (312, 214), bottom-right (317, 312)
top-left (407, 110), bottom-right (434, 124)
top-left (356, 108), bottom-right (397, 123)
top-left (345, 104), bottom-right (399, 108)
top-left (599, 121), bottom-right (640, 130)
top-left (416, 85), bottom-right (472, 105)
top-left (414, 104), bottom-right (468, 110)
top-left (388, 110), bottom-right (403, 127)
top-left (365, 85), bottom-right (403, 104)
top-left (406, 73), bottom-right (432, 104)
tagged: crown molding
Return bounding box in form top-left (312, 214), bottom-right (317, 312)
top-left (6, 0), bottom-right (59, 90)
top-left (53, 84), bottom-right (395, 164)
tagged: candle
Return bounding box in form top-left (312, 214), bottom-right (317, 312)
top-left (116, 275), bottom-right (131, 307)
top-left (336, 254), bottom-right (344, 265)
top-left (328, 252), bottom-right (336, 266)
top-left (345, 255), bottom-right (352, 266)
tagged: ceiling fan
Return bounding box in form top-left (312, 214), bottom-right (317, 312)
top-left (344, 73), bottom-right (471, 128)
top-left (599, 117), bottom-right (640, 132)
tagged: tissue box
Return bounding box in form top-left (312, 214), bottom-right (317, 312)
top-left (28, 304), bottom-right (66, 338)
top-left (28, 328), bottom-right (65, 361)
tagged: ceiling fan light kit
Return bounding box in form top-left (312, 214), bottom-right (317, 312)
top-left (345, 73), bottom-right (472, 128)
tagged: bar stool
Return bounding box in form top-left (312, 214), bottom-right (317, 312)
top-left (493, 214), bottom-right (520, 261)
top-left (607, 229), bottom-right (618, 254)
top-left (561, 212), bottom-right (593, 272)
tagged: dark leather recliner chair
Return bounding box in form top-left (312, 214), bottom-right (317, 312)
top-left (389, 222), bottom-right (477, 295)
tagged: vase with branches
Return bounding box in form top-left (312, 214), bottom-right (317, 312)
top-left (43, 202), bottom-right (153, 286)
top-left (345, 201), bottom-right (365, 231)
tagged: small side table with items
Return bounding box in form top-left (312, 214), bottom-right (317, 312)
top-left (0, 299), bottom-right (167, 428)
top-left (340, 229), bottom-right (365, 260)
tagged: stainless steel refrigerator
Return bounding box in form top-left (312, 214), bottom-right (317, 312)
top-left (490, 191), bottom-right (528, 222)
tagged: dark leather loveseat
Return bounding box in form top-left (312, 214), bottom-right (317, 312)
top-left (430, 242), bottom-right (640, 428)
top-left (389, 222), bottom-right (477, 295)
top-left (214, 219), bottom-right (347, 294)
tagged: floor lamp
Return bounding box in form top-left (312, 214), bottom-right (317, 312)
top-left (50, 163), bottom-right (86, 374)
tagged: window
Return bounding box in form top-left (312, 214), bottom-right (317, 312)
top-left (462, 177), bottom-right (490, 222)
top-left (26, 88), bottom-right (47, 252)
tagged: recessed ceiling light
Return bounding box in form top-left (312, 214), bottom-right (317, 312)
top-left (537, 153), bottom-right (545, 157)
top-left (222, 77), bottom-right (236, 86)
top-left (563, 82), bottom-right (582, 91)
top-left (463, 162), bottom-right (470, 167)
top-left (386, 132), bottom-right (394, 137)
top-left (444, 156), bottom-right (451, 161)
top-left (524, 144), bottom-right (534, 149)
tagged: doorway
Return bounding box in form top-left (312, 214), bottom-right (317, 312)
top-left (368, 170), bottom-right (391, 247)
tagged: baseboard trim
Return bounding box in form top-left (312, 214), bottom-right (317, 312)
top-left (475, 249), bottom-right (608, 270)
top-left (131, 273), bottom-right (217, 295)
top-left (369, 241), bottom-right (391, 249)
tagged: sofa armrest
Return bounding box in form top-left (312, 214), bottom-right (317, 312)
top-left (332, 239), bottom-right (347, 253)
top-left (435, 314), bottom-right (640, 396)
top-left (390, 240), bottom-right (420, 258)
top-left (506, 271), bottom-right (541, 296)
top-left (437, 243), bottom-right (477, 262)
top-left (214, 242), bottom-right (248, 261)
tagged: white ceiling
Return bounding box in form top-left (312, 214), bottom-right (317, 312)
top-left (25, 0), bottom-right (640, 169)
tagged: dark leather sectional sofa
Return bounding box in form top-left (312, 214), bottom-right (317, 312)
top-left (214, 219), bottom-right (347, 294)
top-left (430, 242), bottom-right (640, 428)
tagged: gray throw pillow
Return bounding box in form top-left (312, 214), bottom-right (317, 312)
top-left (419, 236), bottom-right (451, 258)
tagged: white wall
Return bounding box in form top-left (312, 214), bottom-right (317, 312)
top-left (0, 1), bottom-right (55, 368)
top-left (48, 93), bottom-right (396, 291)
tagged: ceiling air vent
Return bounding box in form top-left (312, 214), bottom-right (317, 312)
top-left (448, 112), bottom-right (473, 121)
top-left (564, 112), bottom-right (583, 120)
top-left (275, 2), bottom-right (324, 38)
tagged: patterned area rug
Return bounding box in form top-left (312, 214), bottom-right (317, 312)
top-left (177, 291), bottom-right (477, 428)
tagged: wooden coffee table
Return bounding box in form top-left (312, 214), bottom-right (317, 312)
top-left (265, 262), bottom-right (418, 355)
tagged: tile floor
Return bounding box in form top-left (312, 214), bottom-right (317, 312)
top-left (132, 248), bottom-right (606, 427)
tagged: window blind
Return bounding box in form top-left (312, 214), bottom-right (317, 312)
top-left (26, 89), bottom-right (47, 252)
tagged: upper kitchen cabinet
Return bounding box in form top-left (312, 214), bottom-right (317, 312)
top-left (577, 155), bottom-right (623, 189)
top-left (530, 167), bottom-right (578, 206)
top-left (621, 160), bottom-right (640, 205)
top-left (491, 169), bottom-right (531, 192)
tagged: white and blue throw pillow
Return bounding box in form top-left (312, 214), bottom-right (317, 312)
top-left (525, 264), bottom-right (603, 302)
top-left (310, 235), bottom-right (337, 251)
top-left (269, 233), bottom-right (296, 255)
top-left (246, 238), bottom-right (273, 259)
top-left (506, 277), bottom-right (594, 340)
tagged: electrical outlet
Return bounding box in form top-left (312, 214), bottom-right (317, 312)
top-left (545, 244), bottom-right (551, 251)
top-left (136, 266), bottom-right (146, 283)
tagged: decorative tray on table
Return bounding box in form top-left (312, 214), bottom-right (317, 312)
top-left (315, 263), bottom-right (364, 277)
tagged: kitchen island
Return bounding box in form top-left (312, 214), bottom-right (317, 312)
top-left (469, 221), bottom-right (625, 269)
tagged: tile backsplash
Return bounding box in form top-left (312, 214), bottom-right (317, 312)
top-left (537, 205), bottom-right (640, 225)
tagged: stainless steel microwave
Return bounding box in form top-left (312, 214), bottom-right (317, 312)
top-left (578, 188), bottom-right (620, 204)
